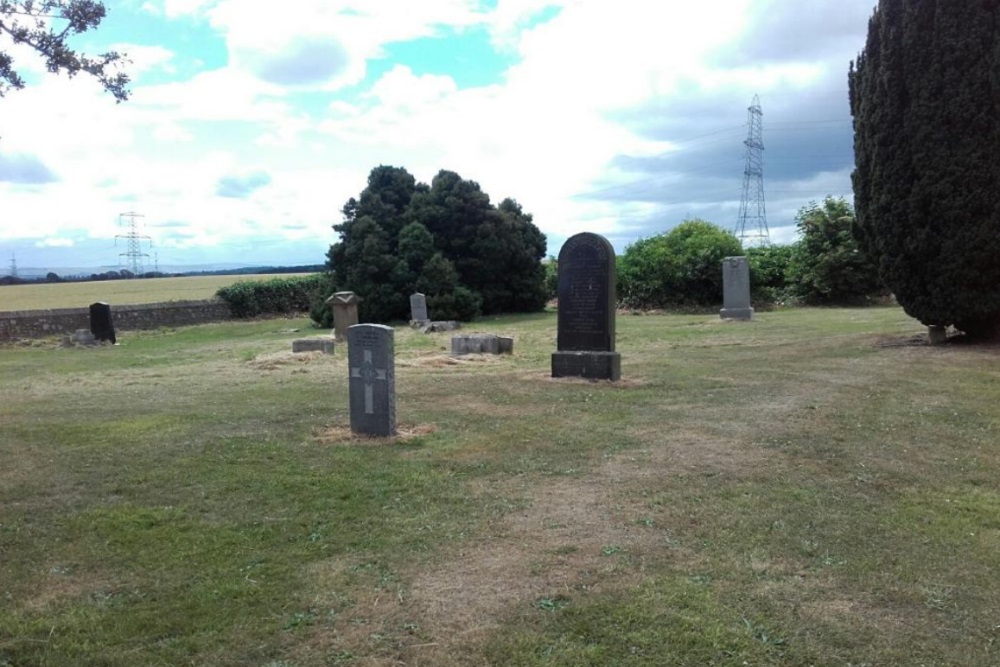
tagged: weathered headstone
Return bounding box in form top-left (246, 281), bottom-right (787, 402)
top-left (551, 232), bottom-right (620, 380)
top-left (720, 256), bottom-right (753, 320)
top-left (292, 338), bottom-right (335, 354)
top-left (410, 293), bottom-right (429, 325)
top-left (89, 302), bottom-right (116, 344)
top-left (325, 291), bottom-right (362, 342)
top-left (347, 324), bottom-right (396, 437)
top-left (451, 334), bottom-right (514, 356)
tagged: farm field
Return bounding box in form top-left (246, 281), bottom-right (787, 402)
top-left (2, 307), bottom-right (999, 666)
top-left (0, 274), bottom-right (316, 312)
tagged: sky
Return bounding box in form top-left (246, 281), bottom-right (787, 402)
top-left (0, 0), bottom-right (878, 275)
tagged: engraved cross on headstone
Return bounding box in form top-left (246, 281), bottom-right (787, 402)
top-left (351, 349), bottom-right (389, 415)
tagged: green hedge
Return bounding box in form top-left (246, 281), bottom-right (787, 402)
top-left (216, 274), bottom-right (332, 319)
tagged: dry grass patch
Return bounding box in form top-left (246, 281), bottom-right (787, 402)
top-left (313, 424), bottom-right (438, 446)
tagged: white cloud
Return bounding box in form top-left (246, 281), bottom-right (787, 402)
top-left (35, 237), bottom-right (75, 248)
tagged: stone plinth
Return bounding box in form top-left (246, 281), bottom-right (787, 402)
top-left (552, 351), bottom-right (621, 381)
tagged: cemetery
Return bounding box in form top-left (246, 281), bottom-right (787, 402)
top-left (2, 293), bottom-right (998, 666)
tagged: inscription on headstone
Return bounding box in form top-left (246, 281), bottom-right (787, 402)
top-left (552, 232), bottom-right (620, 380)
top-left (347, 324), bottom-right (396, 437)
top-left (326, 291), bottom-right (362, 342)
top-left (719, 256), bottom-right (753, 320)
top-left (89, 302), bottom-right (116, 344)
top-left (410, 293), bottom-right (429, 324)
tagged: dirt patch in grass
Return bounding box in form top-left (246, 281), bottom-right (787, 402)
top-left (246, 351), bottom-right (335, 371)
top-left (313, 423), bottom-right (438, 446)
top-left (398, 354), bottom-right (510, 370)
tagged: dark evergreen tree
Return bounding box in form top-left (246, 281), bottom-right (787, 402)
top-left (850, 0), bottom-right (1000, 338)
top-left (324, 166), bottom-right (547, 324)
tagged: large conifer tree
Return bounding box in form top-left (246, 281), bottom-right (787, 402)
top-left (849, 0), bottom-right (1000, 338)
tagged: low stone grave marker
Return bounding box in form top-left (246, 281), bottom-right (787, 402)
top-left (347, 324), bottom-right (396, 437)
top-left (451, 334), bottom-right (514, 356)
top-left (291, 338), bottom-right (335, 354)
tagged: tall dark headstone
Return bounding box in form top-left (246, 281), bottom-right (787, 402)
top-left (347, 324), bottom-right (396, 437)
top-left (551, 232), bottom-right (620, 380)
top-left (89, 302), bottom-right (116, 344)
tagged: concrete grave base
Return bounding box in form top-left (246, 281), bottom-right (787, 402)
top-left (720, 307), bottom-right (754, 320)
top-left (451, 334), bottom-right (513, 356)
top-left (292, 338), bottom-right (335, 354)
top-left (552, 351), bottom-right (621, 381)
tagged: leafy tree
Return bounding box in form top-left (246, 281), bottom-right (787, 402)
top-left (325, 166), bottom-right (547, 324)
top-left (786, 197), bottom-right (883, 305)
top-left (849, 0), bottom-right (1000, 338)
top-left (0, 1), bottom-right (129, 100)
top-left (746, 244), bottom-right (793, 304)
top-left (618, 219), bottom-right (742, 309)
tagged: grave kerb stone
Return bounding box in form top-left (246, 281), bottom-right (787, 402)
top-left (292, 338), bottom-right (335, 354)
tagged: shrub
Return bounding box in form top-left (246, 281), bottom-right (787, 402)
top-left (217, 275), bottom-right (328, 319)
top-left (746, 244), bottom-right (794, 305)
top-left (618, 219), bottom-right (743, 309)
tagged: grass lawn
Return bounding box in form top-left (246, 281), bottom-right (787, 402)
top-left (1, 307), bottom-right (998, 666)
top-left (0, 274), bottom-right (315, 311)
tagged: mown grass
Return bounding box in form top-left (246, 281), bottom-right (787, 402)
top-left (1, 307), bottom-right (999, 666)
top-left (0, 274), bottom-right (315, 311)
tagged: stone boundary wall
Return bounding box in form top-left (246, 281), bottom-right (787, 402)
top-left (0, 299), bottom-right (233, 341)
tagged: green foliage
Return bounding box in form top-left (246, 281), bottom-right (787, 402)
top-left (746, 244), bottom-right (793, 304)
top-left (216, 275), bottom-right (328, 319)
top-left (618, 219), bottom-right (743, 309)
top-left (543, 258), bottom-right (558, 300)
top-left (325, 166), bottom-right (547, 324)
top-left (850, 0), bottom-right (1000, 337)
top-left (0, 1), bottom-right (130, 100)
top-left (786, 197), bottom-right (883, 305)
top-left (307, 273), bottom-right (339, 328)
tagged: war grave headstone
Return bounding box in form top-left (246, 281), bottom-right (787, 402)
top-left (410, 293), bottom-right (429, 326)
top-left (551, 232), bottom-right (621, 381)
top-left (719, 256), bottom-right (753, 320)
top-left (89, 302), bottom-right (116, 344)
top-left (347, 324), bottom-right (396, 437)
top-left (326, 291), bottom-right (362, 342)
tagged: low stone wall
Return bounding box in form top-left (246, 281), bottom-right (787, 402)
top-left (0, 299), bottom-right (233, 341)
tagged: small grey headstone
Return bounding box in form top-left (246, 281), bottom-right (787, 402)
top-left (325, 291), bottom-right (362, 342)
top-left (347, 324), bottom-right (396, 437)
top-left (720, 256), bottom-right (753, 320)
top-left (410, 293), bottom-right (429, 324)
top-left (928, 325), bottom-right (948, 345)
top-left (71, 329), bottom-right (96, 345)
top-left (292, 338), bottom-right (335, 354)
top-left (89, 302), bottom-right (116, 343)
